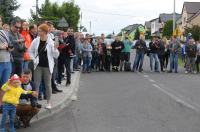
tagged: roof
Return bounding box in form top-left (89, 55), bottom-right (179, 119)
top-left (57, 17), bottom-right (69, 28)
top-left (183, 2), bottom-right (200, 14)
top-left (159, 13), bottom-right (181, 23)
top-left (187, 9), bottom-right (200, 22)
top-left (145, 21), bottom-right (151, 29)
top-left (149, 18), bottom-right (159, 22)
top-left (126, 24), bottom-right (143, 35)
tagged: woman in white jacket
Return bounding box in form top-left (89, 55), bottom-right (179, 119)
top-left (29, 24), bottom-right (59, 109)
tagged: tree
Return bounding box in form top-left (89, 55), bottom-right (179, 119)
top-left (162, 20), bottom-right (173, 39)
top-left (0, 0), bottom-right (20, 23)
top-left (31, 0), bottom-right (80, 31)
top-left (134, 28), bottom-right (140, 40)
top-left (185, 25), bottom-right (200, 41)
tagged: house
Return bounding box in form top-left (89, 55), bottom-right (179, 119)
top-left (181, 2), bottom-right (200, 29)
top-left (118, 24), bottom-right (145, 40)
top-left (149, 18), bottom-right (162, 35)
top-left (159, 13), bottom-right (181, 31)
top-left (144, 21), bottom-right (151, 31)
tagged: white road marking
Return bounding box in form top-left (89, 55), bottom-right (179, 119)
top-left (148, 79), bottom-right (156, 83)
top-left (143, 75), bottom-right (149, 78)
top-left (152, 84), bottom-right (199, 112)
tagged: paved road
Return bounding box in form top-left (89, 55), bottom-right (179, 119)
top-left (18, 69), bottom-right (200, 132)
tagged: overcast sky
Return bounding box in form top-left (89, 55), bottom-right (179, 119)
top-left (14, 0), bottom-right (199, 35)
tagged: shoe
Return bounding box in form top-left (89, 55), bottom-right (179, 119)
top-left (71, 95), bottom-right (77, 101)
top-left (52, 90), bottom-right (57, 94)
top-left (55, 89), bottom-right (63, 92)
top-left (38, 95), bottom-right (42, 100)
top-left (66, 81), bottom-right (71, 86)
top-left (168, 71), bottom-right (172, 73)
top-left (185, 71), bottom-right (188, 74)
top-left (45, 104), bottom-right (52, 109)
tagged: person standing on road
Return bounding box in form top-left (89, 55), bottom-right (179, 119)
top-left (111, 36), bottom-right (124, 72)
top-left (185, 39), bottom-right (197, 74)
top-left (120, 34), bottom-right (132, 71)
top-left (57, 32), bottom-right (72, 86)
top-left (29, 24), bottom-right (60, 109)
top-left (97, 37), bottom-right (106, 71)
top-left (66, 28), bottom-right (76, 73)
top-left (9, 18), bottom-right (26, 76)
top-left (81, 38), bottom-right (93, 73)
top-left (149, 37), bottom-right (160, 72)
top-left (163, 37), bottom-right (170, 70)
top-left (132, 36), bottom-right (147, 72)
top-left (158, 37), bottom-right (165, 72)
top-left (168, 36), bottom-right (181, 73)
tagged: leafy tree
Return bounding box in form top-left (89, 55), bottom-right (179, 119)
top-left (0, 0), bottom-right (20, 23)
top-left (134, 28), bottom-right (140, 40)
top-left (163, 20), bottom-right (173, 39)
top-left (185, 25), bottom-right (200, 41)
top-left (31, 0), bottom-right (80, 31)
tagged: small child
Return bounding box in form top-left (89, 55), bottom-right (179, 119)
top-left (0, 74), bottom-right (37, 132)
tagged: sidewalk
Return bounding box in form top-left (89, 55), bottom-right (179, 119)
top-left (30, 71), bottom-right (80, 123)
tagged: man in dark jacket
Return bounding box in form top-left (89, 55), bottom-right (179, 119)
top-left (111, 36), bottom-right (124, 72)
top-left (158, 38), bottom-right (165, 72)
top-left (9, 18), bottom-right (26, 76)
top-left (66, 28), bottom-right (76, 73)
top-left (149, 37), bottom-right (160, 72)
top-left (132, 36), bottom-right (147, 72)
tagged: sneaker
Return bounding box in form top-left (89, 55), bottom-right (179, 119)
top-left (71, 95), bottom-right (77, 101)
top-left (185, 71), bottom-right (188, 74)
top-left (45, 104), bottom-right (52, 109)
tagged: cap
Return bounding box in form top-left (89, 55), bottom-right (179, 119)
top-left (9, 74), bottom-right (21, 82)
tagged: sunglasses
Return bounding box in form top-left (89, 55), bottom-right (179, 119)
top-left (15, 26), bottom-right (21, 29)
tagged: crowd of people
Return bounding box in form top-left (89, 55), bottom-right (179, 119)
top-left (0, 14), bottom-right (200, 131)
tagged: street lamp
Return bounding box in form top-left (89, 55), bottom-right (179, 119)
top-left (173, 0), bottom-right (176, 32)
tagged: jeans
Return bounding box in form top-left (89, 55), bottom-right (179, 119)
top-left (149, 53), bottom-right (159, 71)
top-left (83, 56), bottom-right (92, 72)
top-left (186, 57), bottom-right (196, 72)
top-left (0, 62), bottom-right (12, 88)
top-left (39, 79), bottom-right (46, 98)
top-left (70, 58), bottom-right (74, 72)
top-left (0, 104), bottom-right (16, 132)
top-left (23, 61), bottom-right (30, 71)
top-left (132, 52), bottom-right (145, 71)
top-left (12, 59), bottom-right (23, 76)
top-left (170, 53), bottom-right (178, 72)
top-left (57, 57), bottom-right (71, 84)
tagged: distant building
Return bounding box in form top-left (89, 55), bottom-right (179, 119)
top-left (181, 2), bottom-right (200, 29)
top-left (118, 24), bottom-right (145, 41)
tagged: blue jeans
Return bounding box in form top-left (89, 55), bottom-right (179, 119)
top-left (132, 52), bottom-right (145, 71)
top-left (149, 53), bottom-right (159, 71)
top-left (0, 104), bottom-right (16, 132)
top-left (170, 53), bottom-right (178, 72)
top-left (23, 61), bottom-right (30, 71)
top-left (12, 60), bottom-right (23, 76)
top-left (0, 62), bottom-right (12, 88)
top-left (83, 56), bottom-right (92, 72)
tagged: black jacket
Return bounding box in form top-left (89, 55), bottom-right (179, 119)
top-left (65, 35), bottom-right (76, 54)
top-left (111, 40), bottom-right (124, 55)
top-left (134, 39), bottom-right (147, 53)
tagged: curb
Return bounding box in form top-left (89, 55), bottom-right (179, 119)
top-left (31, 71), bottom-right (81, 123)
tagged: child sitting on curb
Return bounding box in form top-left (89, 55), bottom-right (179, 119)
top-left (0, 74), bottom-right (37, 132)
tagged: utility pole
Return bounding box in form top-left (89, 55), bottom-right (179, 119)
top-left (173, 0), bottom-right (176, 33)
top-left (36, 0), bottom-right (39, 18)
top-left (89, 21), bottom-right (92, 34)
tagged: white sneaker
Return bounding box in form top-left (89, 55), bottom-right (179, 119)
top-left (45, 104), bottom-right (52, 109)
top-left (185, 71), bottom-right (188, 74)
top-left (71, 95), bottom-right (77, 101)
